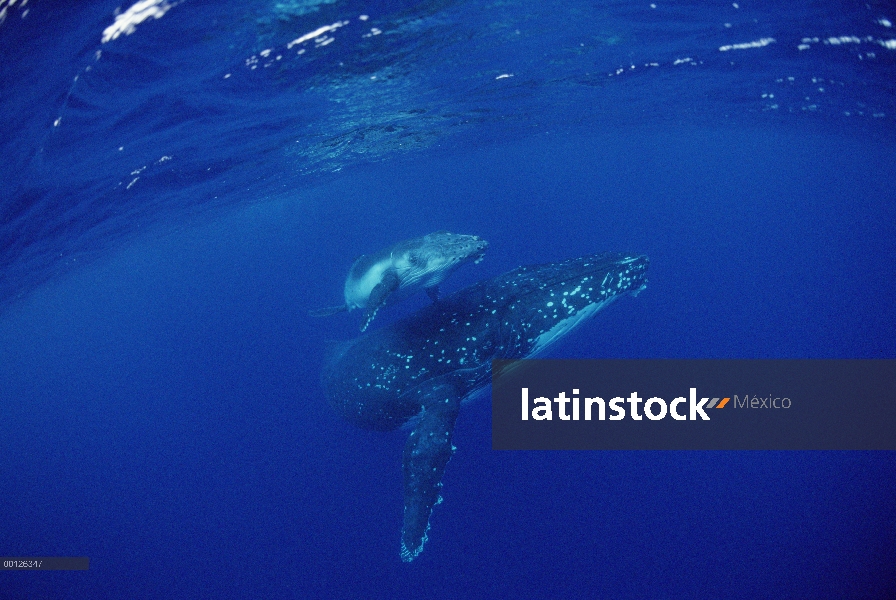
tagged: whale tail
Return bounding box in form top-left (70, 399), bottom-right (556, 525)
top-left (308, 304), bottom-right (347, 318)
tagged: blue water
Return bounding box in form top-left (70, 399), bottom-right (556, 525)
top-left (2, 0), bottom-right (895, 597)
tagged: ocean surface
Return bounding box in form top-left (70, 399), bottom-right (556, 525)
top-left (2, 0), bottom-right (895, 597)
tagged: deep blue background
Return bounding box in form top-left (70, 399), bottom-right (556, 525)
top-left (2, 0), bottom-right (896, 598)
top-left (3, 130), bottom-right (895, 598)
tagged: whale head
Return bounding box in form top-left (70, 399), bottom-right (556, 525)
top-left (486, 252), bottom-right (649, 359)
top-left (392, 231), bottom-right (489, 288)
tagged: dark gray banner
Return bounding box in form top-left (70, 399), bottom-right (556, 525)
top-left (1, 557), bottom-right (90, 570)
top-left (492, 360), bottom-right (896, 450)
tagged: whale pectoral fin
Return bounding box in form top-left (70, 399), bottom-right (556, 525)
top-left (400, 382), bottom-right (460, 562)
top-left (425, 286), bottom-right (439, 303)
top-left (308, 304), bottom-right (347, 317)
top-left (360, 271), bottom-right (400, 331)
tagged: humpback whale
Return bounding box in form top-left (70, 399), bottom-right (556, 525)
top-left (310, 231), bottom-right (488, 331)
top-left (323, 251), bottom-right (649, 562)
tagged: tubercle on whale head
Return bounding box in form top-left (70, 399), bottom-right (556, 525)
top-left (469, 236), bottom-right (488, 263)
top-left (470, 236), bottom-right (488, 264)
top-left (418, 231), bottom-right (488, 265)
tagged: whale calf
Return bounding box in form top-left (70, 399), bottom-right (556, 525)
top-left (322, 251), bottom-right (649, 561)
top-left (310, 231), bottom-right (488, 331)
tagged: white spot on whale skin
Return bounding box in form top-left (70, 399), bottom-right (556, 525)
top-left (530, 295), bottom-right (623, 356)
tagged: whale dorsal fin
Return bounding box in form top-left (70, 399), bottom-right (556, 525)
top-left (308, 304), bottom-right (348, 318)
top-left (400, 377), bottom-right (461, 562)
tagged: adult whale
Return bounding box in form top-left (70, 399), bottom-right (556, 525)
top-left (310, 231), bottom-right (488, 331)
top-left (322, 251), bottom-right (649, 561)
